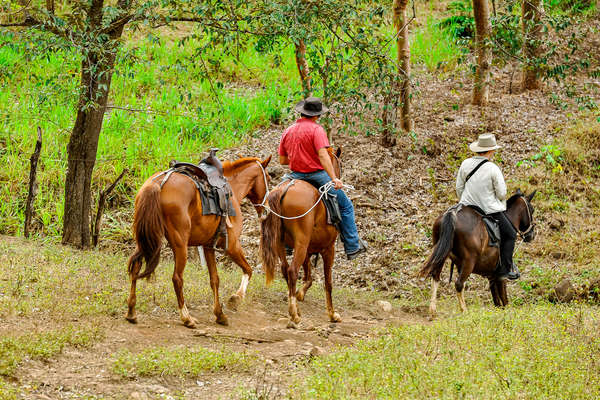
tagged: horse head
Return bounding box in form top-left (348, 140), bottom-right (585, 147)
top-left (509, 189), bottom-right (537, 242)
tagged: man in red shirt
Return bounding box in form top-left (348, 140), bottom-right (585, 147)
top-left (278, 97), bottom-right (367, 260)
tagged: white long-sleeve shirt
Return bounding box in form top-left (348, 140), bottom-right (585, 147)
top-left (456, 156), bottom-right (507, 214)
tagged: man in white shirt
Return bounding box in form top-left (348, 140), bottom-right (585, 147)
top-left (456, 134), bottom-right (519, 280)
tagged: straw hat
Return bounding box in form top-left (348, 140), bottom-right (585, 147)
top-left (469, 133), bottom-right (502, 152)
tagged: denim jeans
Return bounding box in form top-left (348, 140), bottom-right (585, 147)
top-left (287, 169), bottom-right (360, 253)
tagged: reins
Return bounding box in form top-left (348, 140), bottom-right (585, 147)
top-left (252, 158), bottom-right (352, 220)
top-left (515, 196), bottom-right (535, 239)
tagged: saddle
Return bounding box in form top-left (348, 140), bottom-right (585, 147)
top-left (465, 205), bottom-right (500, 248)
top-left (158, 149), bottom-right (235, 249)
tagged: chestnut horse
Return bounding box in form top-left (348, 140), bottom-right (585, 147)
top-left (126, 156), bottom-right (271, 327)
top-left (419, 189), bottom-right (536, 314)
top-left (260, 147), bottom-right (342, 325)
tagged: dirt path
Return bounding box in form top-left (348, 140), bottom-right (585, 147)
top-left (15, 292), bottom-right (427, 399)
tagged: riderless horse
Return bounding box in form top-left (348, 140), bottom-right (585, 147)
top-left (419, 189), bottom-right (536, 314)
top-left (260, 147), bottom-right (343, 325)
top-left (126, 155), bottom-right (271, 327)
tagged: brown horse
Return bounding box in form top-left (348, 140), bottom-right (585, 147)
top-left (126, 155), bottom-right (272, 327)
top-left (260, 147), bottom-right (342, 325)
top-left (419, 189), bottom-right (536, 314)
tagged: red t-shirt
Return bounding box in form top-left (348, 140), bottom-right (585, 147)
top-left (278, 118), bottom-right (330, 173)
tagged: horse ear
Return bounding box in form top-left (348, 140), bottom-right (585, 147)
top-left (261, 155), bottom-right (272, 168)
top-left (516, 188), bottom-right (523, 195)
top-left (336, 147), bottom-right (342, 158)
top-left (527, 190), bottom-right (537, 202)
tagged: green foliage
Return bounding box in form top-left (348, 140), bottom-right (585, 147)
top-left (0, 379), bottom-right (17, 400)
top-left (437, 0), bottom-right (474, 39)
top-left (112, 346), bottom-right (255, 377)
top-left (517, 144), bottom-right (565, 173)
top-left (411, 18), bottom-right (467, 71)
top-left (296, 304), bottom-right (600, 399)
top-left (0, 326), bottom-right (102, 376)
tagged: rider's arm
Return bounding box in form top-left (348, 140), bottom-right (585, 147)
top-left (278, 131), bottom-right (289, 166)
top-left (456, 162), bottom-right (466, 198)
top-left (492, 165), bottom-right (507, 201)
top-left (318, 148), bottom-right (343, 189)
top-left (279, 155), bottom-right (289, 165)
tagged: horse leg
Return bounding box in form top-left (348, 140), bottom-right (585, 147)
top-left (322, 244), bottom-right (341, 323)
top-left (287, 242), bottom-right (308, 324)
top-left (296, 255), bottom-right (313, 302)
top-left (224, 239), bottom-right (253, 311)
top-left (498, 279), bottom-right (509, 306)
top-left (429, 278), bottom-right (440, 316)
top-left (489, 279), bottom-right (502, 307)
top-left (455, 259), bottom-right (474, 313)
top-left (203, 247), bottom-right (228, 325)
top-left (172, 244), bottom-right (198, 328)
top-left (125, 258), bottom-right (144, 324)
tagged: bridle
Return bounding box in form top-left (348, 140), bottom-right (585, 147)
top-left (254, 160), bottom-right (270, 208)
top-left (516, 196), bottom-right (535, 240)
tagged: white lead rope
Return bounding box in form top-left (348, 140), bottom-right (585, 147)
top-left (252, 161), bottom-right (354, 220)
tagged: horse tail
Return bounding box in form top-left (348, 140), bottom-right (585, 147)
top-left (128, 181), bottom-right (165, 280)
top-left (260, 189), bottom-right (284, 286)
top-left (418, 209), bottom-right (457, 279)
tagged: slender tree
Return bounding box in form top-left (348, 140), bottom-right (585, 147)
top-left (295, 39), bottom-right (312, 97)
top-left (394, 0), bottom-right (412, 132)
top-left (472, 0), bottom-right (492, 105)
top-left (521, 0), bottom-right (544, 90)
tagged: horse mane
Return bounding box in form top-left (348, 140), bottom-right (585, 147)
top-left (506, 192), bottom-right (523, 208)
top-left (222, 157), bottom-right (261, 175)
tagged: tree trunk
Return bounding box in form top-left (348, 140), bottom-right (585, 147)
top-left (294, 39), bottom-right (312, 98)
top-left (394, 0), bottom-right (412, 133)
top-left (62, 18), bottom-right (125, 248)
top-left (472, 0), bottom-right (492, 106)
top-left (521, 0), bottom-right (544, 91)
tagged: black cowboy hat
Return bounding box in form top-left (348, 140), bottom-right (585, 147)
top-left (294, 97), bottom-right (329, 116)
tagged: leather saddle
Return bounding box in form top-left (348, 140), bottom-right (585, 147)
top-left (279, 176), bottom-right (342, 227)
top-left (171, 148), bottom-right (228, 189)
top-left (466, 205), bottom-right (500, 247)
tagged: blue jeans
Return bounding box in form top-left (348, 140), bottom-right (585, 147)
top-left (287, 170), bottom-right (360, 254)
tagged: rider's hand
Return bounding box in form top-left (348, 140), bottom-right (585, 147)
top-left (333, 178), bottom-right (343, 190)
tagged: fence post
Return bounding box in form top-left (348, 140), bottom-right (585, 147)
top-left (24, 127), bottom-right (42, 238)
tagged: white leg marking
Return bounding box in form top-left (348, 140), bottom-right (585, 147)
top-left (238, 274), bottom-right (250, 297)
top-left (457, 291), bottom-right (467, 312)
top-left (180, 304), bottom-right (191, 321)
top-left (197, 247), bottom-right (207, 267)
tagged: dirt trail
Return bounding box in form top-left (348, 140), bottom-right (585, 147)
top-left (17, 295), bottom-right (427, 399)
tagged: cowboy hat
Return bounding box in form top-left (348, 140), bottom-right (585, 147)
top-left (469, 133), bottom-right (502, 152)
top-left (295, 97), bottom-right (329, 116)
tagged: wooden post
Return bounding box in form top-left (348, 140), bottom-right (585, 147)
top-left (92, 169), bottom-right (127, 247)
top-left (24, 127), bottom-right (42, 238)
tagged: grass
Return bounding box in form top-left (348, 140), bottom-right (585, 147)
top-left (0, 30), bottom-right (300, 239)
top-left (0, 326), bottom-right (102, 377)
top-left (295, 303), bottom-right (600, 399)
top-left (113, 345), bottom-right (255, 378)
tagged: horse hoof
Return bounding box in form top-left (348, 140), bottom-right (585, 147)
top-left (227, 294), bottom-right (242, 311)
top-left (286, 320), bottom-right (298, 329)
top-left (125, 315), bottom-right (137, 324)
top-left (296, 291), bottom-right (305, 302)
top-left (330, 312), bottom-right (342, 323)
top-left (429, 306), bottom-right (437, 316)
top-left (216, 314), bottom-right (229, 326)
top-left (183, 318), bottom-right (198, 329)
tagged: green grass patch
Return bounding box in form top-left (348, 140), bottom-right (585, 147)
top-left (296, 304), bottom-right (600, 399)
top-left (0, 326), bottom-right (103, 377)
top-left (410, 17), bottom-right (466, 72)
top-left (113, 345), bottom-right (255, 378)
top-left (0, 379), bottom-right (17, 400)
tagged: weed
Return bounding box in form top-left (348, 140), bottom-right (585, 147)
top-left (0, 326), bottom-right (103, 376)
top-left (295, 304), bottom-right (600, 399)
top-left (112, 345), bottom-right (255, 378)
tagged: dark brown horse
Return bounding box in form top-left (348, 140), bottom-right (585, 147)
top-left (260, 147), bottom-right (342, 325)
top-left (419, 189), bottom-right (536, 314)
top-left (126, 156), bottom-right (271, 327)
